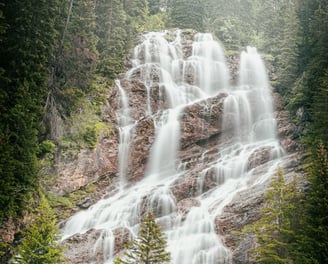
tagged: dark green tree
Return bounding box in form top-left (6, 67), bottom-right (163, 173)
top-left (0, 0), bottom-right (61, 221)
top-left (59, 0), bottom-right (98, 90)
top-left (115, 212), bottom-right (171, 264)
top-left (169, 0), bottom-right (205, 32)
top-left (243, 169), bottom-right (301, 263)
top-left (12, 194), bottom-right (63, 264)
top-left (289, 0), bottom-right (328, 145)
top-left (95, 0), bottom-right (129, 79)
top-left (274, 0), bottom-right (300, 96)
top-left (204, 0), bottom-right (257, 49)
top-left (298, 143), bottom-right (328, 263)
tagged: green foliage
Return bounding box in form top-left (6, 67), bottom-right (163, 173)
top-left (168, 0), bottom-right (205, 31)
top-left (297, 143), bottom-right (328, 263)
top-left (288, 0), bottom-right (328, 145)
top-left (243, 169), bottom-right (302, 263)
top-left (58, 0), bottom-right (98, 90)
top-left (0, 0), bottom-right (61, 222)
top-left (80, 125), bottom-right (97, 149)
top-left (115, 212), bottom-right (171, 264)
top-left (38, 140), bottom-right (56, 158)
top-left (95, 0), bottom-right (147, 79)
top-left (12, 193), bottom-right (63, 264)
top-left (203, 0), bottom-right (254, 50)
top-left (143, 13), bottom-right (166, 32)
top-left (46, 183), bottom-right (95, 219)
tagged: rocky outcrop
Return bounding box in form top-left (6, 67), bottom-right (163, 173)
top-left (52, 135), bottom-right (119, 195)
top-left (55, 30), bottom-right (305, 264)
top-left (177, 198), bottom-right (201, 217)
top-left (62, 227), bottom-right (132, 264)
top-left (62, 229), bottom-right (104, 264)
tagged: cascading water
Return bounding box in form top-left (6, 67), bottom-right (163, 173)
top-left (62, 31), bottom-right (284, 264)
top-left (116, 80), bottom-right (134, 188)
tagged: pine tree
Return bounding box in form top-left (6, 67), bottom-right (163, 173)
top-left (298, 143), bottom-right (328, 263)
top-left (115, 212), bottom-right (171, 264)
top-left (169, 0), bottom-right (205, 32)
top-left (0, 0), bottom-right (61, 221)
top-left (244, 169), bottom-right (301, 263)
top-left (13, 194), bottom-right (63, 264)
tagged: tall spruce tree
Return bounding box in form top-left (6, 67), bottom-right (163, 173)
top-left (12, 194), bottom-right (63, 264)
top-left (0, 0), bottom-right (60, 221)
top-left (169, 0), bottom-right (205, 32)
top-left (243, 169), bottom-right (301, 263)
top-left (96, 0), bottom-right (129, 79)
top-left (298, 143), bottom-right (328, 263)
top-left (115, 212), bottom-right (171, 264)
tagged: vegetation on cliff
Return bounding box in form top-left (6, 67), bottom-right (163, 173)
top-left (12, 193), bottom-right (63, 264)
top-left (115, 212), bottom-right (171, 264)
top-left (0, 0), bottom-right (327, 263)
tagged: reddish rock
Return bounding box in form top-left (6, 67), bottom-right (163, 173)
top-left (62, 229), bottom-right (104, 264)
top-left (215, 183), bottom-right (265, 263)
top-left (276, 110), bottom-right (301, 153)
top-left (276, 111), bottom-right (296, 138)
top-left (247, 146), bottom-right (273, 171)
top-left (126, 117), bottom-right (155, 182)
top-left (52, 135), bottom-right (119, 195)
top-left (113, 227), bottom-right (132, 254)
top-left (180, 93), bottom-right (228, 150)
top-left (177, 198), bottom-right (200, 217)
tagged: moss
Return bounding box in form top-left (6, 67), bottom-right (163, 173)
top-left (47, 184), bottom-right (96, 220)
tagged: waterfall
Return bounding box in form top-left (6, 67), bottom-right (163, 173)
top-left (116, 80), bottom-right (134, 188)
top-left (61, 31), bottom-right (284, 264)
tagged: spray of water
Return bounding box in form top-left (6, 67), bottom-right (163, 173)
top-left (62, 32), bottom-right (284, 264)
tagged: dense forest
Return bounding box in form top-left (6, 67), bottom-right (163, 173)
top-left (0, 0), bottom-right (327, 263)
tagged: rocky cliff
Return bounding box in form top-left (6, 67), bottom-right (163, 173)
top-left (52, 30), bottom-right (304, 263)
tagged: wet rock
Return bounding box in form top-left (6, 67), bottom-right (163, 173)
top-left (62, 229), bottom-right (104, 264)
top-left (62, 227), bottom-right (132, 263)
top-left (52, 135), bottom-right (119, 195)
top-left (247, 146), bottom-right (273, 171)
top-left (276, 110), bottom-right (301, 153)
top-left (112, 227), bottom-right (132, 254)
top-left (126, 117), bottom-right (155, 182)
top-left (171, 173), bottom-right (198, 202)
top-left (76, 196), bottom-right (93, 209)
top-left (177, 198), bottom-right (200, 217)
top-left (215, 183), bottom-right (265, 262)
top-left (180, 93), bottom-right (228, 150)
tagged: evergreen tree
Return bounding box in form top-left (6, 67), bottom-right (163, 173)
top-left (169, 0), bottom-right (205, 32)
top-left (12, 194), bottom-right (63, 264)
top-left (244, 169), bottom-right (301, 263)
top-left (290, 0), bottom-right (328, 145)
top-left (59, 0), bottom-right (98, 90)
top-left (275, 0), bottom-right (300, 96)
top-left (0, 0), bottom-right (61, 221)
top-left (95, 0), bottom-right (129, 79)
top-left (115, 212), bottom-right (171, 264)
top-left (298, 143), bottom-right (328, 263)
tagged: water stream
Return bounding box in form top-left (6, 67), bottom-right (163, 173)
top-left (62, 31), bottom-right (284, 264)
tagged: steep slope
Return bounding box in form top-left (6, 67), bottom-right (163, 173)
top-left (58, 30), bottom-right (302, 264)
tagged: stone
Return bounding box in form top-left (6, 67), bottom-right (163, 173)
top-left (112, 227), bottom-right (132, 254)
top-left (247, 146), bottom-right (273, 171)
top-left (52, 135), bottom-right (119, 195)
top-left (62, 229), bottom-right (104, 264)
top-left (177, 198), bottom-right (201, 217)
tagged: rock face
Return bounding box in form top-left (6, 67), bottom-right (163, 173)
top-left (53, 135), bottom-right (119, 195)
top-left (56, 30), bottom-right (303, 264)
top-left (62, 227), bottom-right (132, 264)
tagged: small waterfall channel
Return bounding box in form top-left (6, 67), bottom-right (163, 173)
top-left (62, 31), bottom-right (284, 264)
